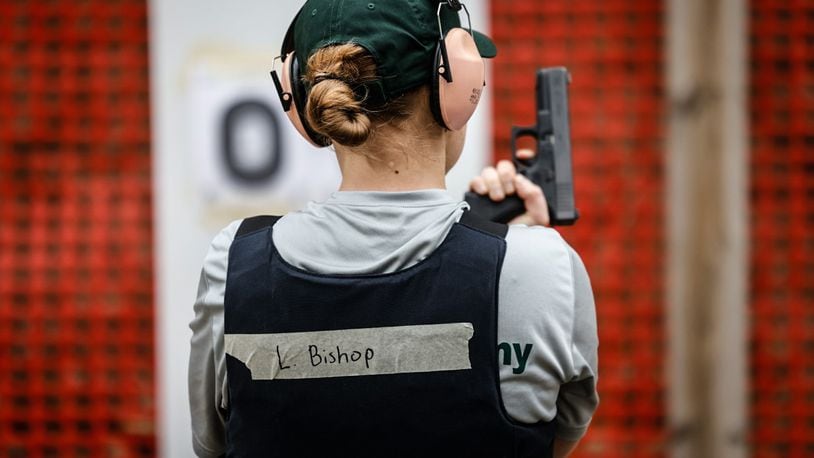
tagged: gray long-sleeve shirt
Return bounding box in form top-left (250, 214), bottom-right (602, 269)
top-left (189, 190), bottom-right (599, 457)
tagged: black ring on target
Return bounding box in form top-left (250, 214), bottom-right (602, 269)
top-left (221, 99), bottom-right (283, 185)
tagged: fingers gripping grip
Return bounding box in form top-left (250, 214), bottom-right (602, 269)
top-left (463, 127), bottom-right (538, 224)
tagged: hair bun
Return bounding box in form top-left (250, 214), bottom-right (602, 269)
top-left (306, 79), bottom-right (371, 147)
top-left (304, 44), bottom-right (378, 146)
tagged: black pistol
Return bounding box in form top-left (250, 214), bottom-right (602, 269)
top-left (465, 67), bottom-right (578, 225)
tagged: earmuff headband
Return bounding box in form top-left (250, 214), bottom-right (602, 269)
top-left (445, 0), bottom-right (464, 11)
top-left (437, 1), bottom-right (473, 36)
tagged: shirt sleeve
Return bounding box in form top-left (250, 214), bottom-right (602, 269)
top-left (554, 246), bottom-right (600, 441)
top-left (188, 221), bottom-right (241, 457)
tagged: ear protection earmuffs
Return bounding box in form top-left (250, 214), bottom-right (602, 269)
top-left (272, 1), bottom-right (485, 147)
top-left (271, 49), bottom-right (331, 148)
top-left (430, 15), bottom-right (486, 131)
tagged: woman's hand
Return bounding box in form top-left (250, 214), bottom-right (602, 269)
top-left (468, 149), bottom-right (550, 226)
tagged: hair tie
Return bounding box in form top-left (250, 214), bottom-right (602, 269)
top-left (311, 73), bottom-right (371, 104)
top-left (313, 73), bottom-right (351, 86)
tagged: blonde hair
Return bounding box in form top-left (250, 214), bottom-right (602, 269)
top-left (303, 44), bottom-right (412, 147)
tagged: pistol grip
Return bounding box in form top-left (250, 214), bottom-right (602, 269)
top-left (464, 191), bottom-right (526, 224)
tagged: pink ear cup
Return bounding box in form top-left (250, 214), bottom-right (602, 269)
top-left (437, 28), bottom-right (485, 131)
top-left (280, 52), bottom-right (323, 147)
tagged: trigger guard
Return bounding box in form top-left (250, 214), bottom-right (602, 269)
top-left (510, 128), bottom-right (538, 174)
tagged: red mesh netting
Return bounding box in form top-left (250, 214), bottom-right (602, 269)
top-left (749, 1), bottom-right (814, 456)
top-left (491, 1), bottom-right (665, 456)
top-left (0, 1), bottom-right (155, 455)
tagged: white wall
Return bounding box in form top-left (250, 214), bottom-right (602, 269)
top-left (149, 1), bottom-right (492, 456)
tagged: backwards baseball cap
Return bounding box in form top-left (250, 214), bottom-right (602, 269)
top-left (281, 0), bottom-right (497, 104)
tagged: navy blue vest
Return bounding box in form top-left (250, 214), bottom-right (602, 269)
top-left (224, 214), bottom-right (556, 457)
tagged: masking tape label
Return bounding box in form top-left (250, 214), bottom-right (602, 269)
top-left (225, 322), bottom-right (474, 380)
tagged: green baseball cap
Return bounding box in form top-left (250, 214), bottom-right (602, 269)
top-left (281, 0), bottom-right (497, 104)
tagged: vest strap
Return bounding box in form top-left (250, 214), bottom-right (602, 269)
top-left (236, 215), bottom-right (282, 238)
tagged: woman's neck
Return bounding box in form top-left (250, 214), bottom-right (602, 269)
top-left (335, 122), bottom-right (448, 192)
